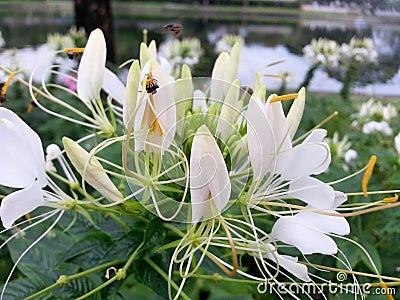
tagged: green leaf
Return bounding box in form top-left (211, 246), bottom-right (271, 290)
top-left (0, 277), bottom-right (46, 300)
top-left (359, 241), bottom-right (382, 274)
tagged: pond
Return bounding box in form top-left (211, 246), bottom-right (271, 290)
top-left (1, 9), bottom-right (400, 97)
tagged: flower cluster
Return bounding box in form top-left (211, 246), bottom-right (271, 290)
top-left (352, 98), bottom-right (398, 136)
top-left (340, 37), bottom-right (378, 65)
top-left (303, 37), bottom-right (377, 68)
top-left (303, 38), bottom-right (340, 68)
top-left (215, 34), bottom-right (244, 53)
top-left (0, 28), bottom-right (398, 300)
top-left (158, 37), bottom-right (202, 77)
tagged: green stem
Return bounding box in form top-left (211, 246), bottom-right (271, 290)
top-left (24, 260), bottom-right (124, 300)
top-left (47, 170), bottom-right (77, 187)
top-left (77, 242), bottom-right (145, 300)
top-left (144, 257), bottom-right (191, 300)
top-left (108, 214), bottom-right (130, 232)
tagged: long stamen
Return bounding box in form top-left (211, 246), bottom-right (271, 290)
top-left (218, 216), bottom-right (238, 276)
top-left (362, 155), bottom-right (377, 197)
top-left (263, 74), bottom-right (287, 79)
top-left (269, 93), bottom-right (298, 103)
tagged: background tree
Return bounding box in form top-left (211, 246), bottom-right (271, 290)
top-left (74, 0), bottom-right (116, 62)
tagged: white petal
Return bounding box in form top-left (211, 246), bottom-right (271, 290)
top-left (271, 216), bottom-right (338, 255)
top-left (77, 28), bottom-right (106, 104)
top-left (286, 87), bottom-right (305, 140)
top-left (190, 125), bottom-right (231, 223)
top-left (265, 247), bottom-right (310, 282)
top-left (103, 68), bottom-right (125, 105)
top-left (216, 79), bottom-right (240, 143)
top-left (0, 108), bottom-right (46, 188)
top-left (246, 97), bottom-right (274, 180)
top-left (192, 90), bottom-right (207, 112)
top-left (333, 191), bottom-right (348, 207)
top-left (265, 96), bottom-right (292, 174)
top-left (210, 52), bottom-right (230, 101)
top-left (303, 129), bottom-right (327, 143)
top-left (296, 210), bottom-right (350, 236)
top-left (280, 142), bottom-right (331, 179)
top-left (0, 181), bottom-right (45, 229)
top-left (287, 176), bottom-right (335, 208)
top-left (123, 60), bottom-right (141, 127)
top-left (142, 60), bottom-right (176, 153)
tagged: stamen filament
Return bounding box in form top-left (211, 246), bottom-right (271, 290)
top-left (362, 155), bottom-right (377, 197)
top-left (270, 93), bottom-right (298, 103)
top-left (263, 74), bottom-right (287, 79)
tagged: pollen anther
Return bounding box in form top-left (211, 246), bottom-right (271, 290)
top-left (270, 93), bottom-right (298, 103)
top-left (362, 155), bottom-right (377, 197)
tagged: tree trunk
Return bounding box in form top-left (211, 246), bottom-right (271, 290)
top-left (74, 0), bottom-right (116, 63)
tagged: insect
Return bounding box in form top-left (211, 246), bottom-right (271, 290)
top-left (145, 73), bottom-right (159, 95)
top-left (163, 23), bottom-right (183, 38)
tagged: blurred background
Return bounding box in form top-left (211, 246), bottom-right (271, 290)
top-left (1, 0), bottom-right (400, 96)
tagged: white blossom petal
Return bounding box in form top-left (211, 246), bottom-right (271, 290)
top-left (0, 108), bottom-right (46, 188)
top-left (77, 28), bottom-right (106, 104)
top-left (296, 210), bottom-right (350, 236)
top-left (287, 176), bottom-right (335, 208)
top-left (103, 68), bottom-right (125, 105)
top-left (303, 129), bottom-right (327, 143)
top-left (0, 180), bottom-right (45, 229)
top-left (247, 97), bottom-right (276, 180)
top-left (265, 245), bottom-right (310, 282)
top-left (271, 216), bottom-right (338, 255)
top-left (190, 125), bottom-right (231, 223)
top-left (280, 142), bottom-right (331, 179)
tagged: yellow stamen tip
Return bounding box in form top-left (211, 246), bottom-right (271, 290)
top-left (383, 194), bottom-right (398, 203)
top-left (63, 47), bottom-right (85, 53)
top-left (362, 155), bottom-right (377, 198)
top-left (270, 93), bottom-right (298, 103)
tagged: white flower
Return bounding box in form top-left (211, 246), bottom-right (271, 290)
top-left (190, 125), bottom-right (231, 223)
top-left (303, 38), bottom-right (340, 68)
top-left (215, 34), bottom-right (244, 53)
top-left (344, 149), bottom-right (358, 163)
top-left (0, 108), bottom-right (70, 229)
top-left (362, 120), bottom-right (393, 135)
top-left (134, 59), bottom-right (176, 153)
top-left (395, 133), bottom-right (400, 155)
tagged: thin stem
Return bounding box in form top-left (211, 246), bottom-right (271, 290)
top-left (77, 242), bottom-right (145, 300)
top-left (145, 257), bottom-right (191, 300)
